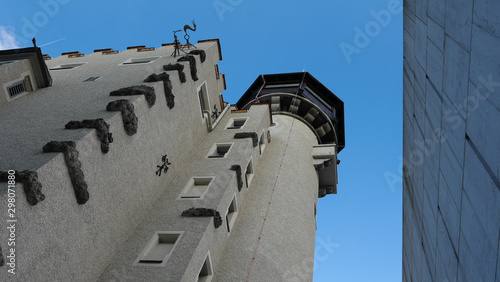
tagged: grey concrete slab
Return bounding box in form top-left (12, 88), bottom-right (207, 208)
top-left (415, 17), bottom-right (428, 69)
top-left (442, 36), bottom-right (470, 120)
top-left (426, 16), bottom-right (445, 51)
top-left (438, 172), bottom-right (462, 251)
top-left (440, 95), bottom-right (466, 166)
top-left (425, 40), bottom-right (444, 96)
top-left (427, 0), bottom-right (445, 27)
top-left (458, 195), bottom-right (497, 282)
top-left (445, 0), bottom-right (474, 51)
top-left (462, 141), bottom-right (500, 248)
top-left (470, 25), bottom-right (500, 92)
top-left (473, 0), bottom-right (500, 39)
top-left (436, 212), bottom-right (459, 282)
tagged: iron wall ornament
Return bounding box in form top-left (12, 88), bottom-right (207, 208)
top-left (211, 104), bottom-right (219, 120)
top-left (156, 155), bottom-right (172, 176)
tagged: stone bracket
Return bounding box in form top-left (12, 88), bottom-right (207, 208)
top-left (181, 208), bottom-right (222, 228)
top-left (110, 85), bottom-right (156, 108)
top-left (0, 170), bottom-right (45, 205)
top-left (230, 164), bottom-right (243, 191)
top-left (189, 49), bottom-right (206, 63)
top-left (42, 141), bottom-right (89, 204)
top-left (234, 132), bottom-right (258, 147)
top-left (106, 99), bottom-right (138, 136)
top-left (163, 63), bottom-right (186, 83)
top-left (65, 119), bottom-right (113, 154)
top-left (144, 72), bottom-right (175, 109)
top-left (177, 55), bottom-right (198, 81)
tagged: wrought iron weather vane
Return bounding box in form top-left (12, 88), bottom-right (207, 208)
top-left (183, 19), bottom-right (197, 49)
top-left (171, 30), bottom-right (187, 57)
top-left (171, 20), bottom-right (197, 57)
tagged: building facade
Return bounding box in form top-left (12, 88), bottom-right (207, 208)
top-left (403, 0), bottom-right (500, 281)
top-left (0, 39), bottom-right (344, 281)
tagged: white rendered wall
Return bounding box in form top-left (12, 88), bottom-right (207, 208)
top-left (0, 41), bottom-right (225, 281)
top-left (214, 115), bottom-right (319, 282)
top-left (98, 104), bottom-right (271, 281)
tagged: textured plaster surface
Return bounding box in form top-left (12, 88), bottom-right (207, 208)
top-left (98, 104), bottom-right (271, 281)
top-left (213, 115), bottom-right (319, 282)
top-left (0, 59), bottom-right (36, 106)
top-left (0, 41), bottom-right (226, 281)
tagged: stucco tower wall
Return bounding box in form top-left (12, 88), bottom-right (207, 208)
top-left (214, 114), bottom-right (319, 282)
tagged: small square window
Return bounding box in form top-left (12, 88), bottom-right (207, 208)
top-left (178, 177), bottom-right (214, 199)
top-left (226, 117), bottom-right (248, 129)
top-left (134, 232), bottom-right (183, 266)
top-left (50, 62), bottom-right (87, 70)
top-left (121, 56), bottom-right (160, 65)
top-left (198, 252), bottom-right (214, 282)
top-left (245, 158), bottom-right (254, 188)
top-left (84, 76), bottom-right (101, 82)
top-left (207, 143), bottom-right (233, 159)
top-left (226, 195), bottom-right (239, 233)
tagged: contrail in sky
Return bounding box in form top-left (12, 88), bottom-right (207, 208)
top-left (39, 38), bottom-right (66, 47)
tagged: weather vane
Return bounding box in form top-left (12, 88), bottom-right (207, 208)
top-left (182, 19), bottom-right (197, 49)
top-left (171, 29), bottom-right (187, 57)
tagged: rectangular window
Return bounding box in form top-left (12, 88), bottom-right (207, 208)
top-left (135, 232), bottom-right (183, 266)
top-left (226, 195), bottom-right (239, 233)
top-left (245, 158), bottom-right (254, 188)
top-left (121, 56), bottom-right (160, 65)
top-left (49, 63), bottom-right (87, 70)
top-left (199, 89), bottom-right (206, 117)
top-left (264, 83), bottom-right (300, 89)
top-left (305, 86), bottom-right (333, 111)
top-left (198, 252), bottom-right (214, 282)
top-left (207, 143), bottom-right (232, 159)
top-left (197, 82), bottom-right (209, 120)
top-left (226, 117), bottom-right (248, 129)
top-left (178, 177), bottom-right (214, 199)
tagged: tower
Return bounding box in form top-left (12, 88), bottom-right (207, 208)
top-left (0, 39), bottom-right (344, 281)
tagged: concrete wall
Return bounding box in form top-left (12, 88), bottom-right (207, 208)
top-left (0, 41), bottom-right (225, 281)
top-left (403, 0), bottom-right (500, 281)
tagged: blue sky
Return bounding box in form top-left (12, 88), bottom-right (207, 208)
top-left (0, 0), bottom-right (403, 280)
